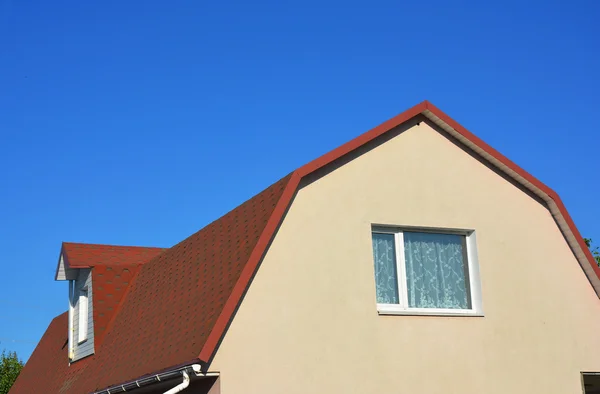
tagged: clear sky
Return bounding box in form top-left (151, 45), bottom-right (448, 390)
top-left (1, 0), bottom-right (599, 361)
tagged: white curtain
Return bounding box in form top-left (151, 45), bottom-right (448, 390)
top-left (372, 233), bottom-right (399, 303)
top-left (404, 232), bottom-right (470, 309)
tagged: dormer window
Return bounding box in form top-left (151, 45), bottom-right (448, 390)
top-left (59, 260), bottom-right (95, 362)
top-left (78, 288), bottom-right (88, 343)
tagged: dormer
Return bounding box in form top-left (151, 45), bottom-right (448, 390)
top-left (55, 242), bottom-right (165, 363)
top-left (55, 250), bottom-right (93, 362)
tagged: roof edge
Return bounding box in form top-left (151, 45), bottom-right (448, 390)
top-left (198, 172), bottom-right (301, 362)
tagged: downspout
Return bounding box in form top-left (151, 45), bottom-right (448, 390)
top-left (163, 370), bottom-right (190, 394)
top-left (163, 365), bottom-right (201, 394)
top-left (68, 279), bottom-right (74, 361)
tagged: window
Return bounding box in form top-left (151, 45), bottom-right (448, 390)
top-left (78, 288), bottom-right (88, 343)
top-left (582, 373), bottom-right (600, 393)
top-left (371, 227), bottom-right (482, 315)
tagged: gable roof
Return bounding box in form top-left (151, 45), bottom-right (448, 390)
top-left (11, 101), bottom-right (599, 394)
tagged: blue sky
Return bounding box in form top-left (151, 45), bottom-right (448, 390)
top-left (1, 0), bottom-right (598, 361)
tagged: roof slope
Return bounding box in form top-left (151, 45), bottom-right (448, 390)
top-left (11, 246), bottom-right (167, 393)
top-left (74, 173), bottom-right (294, 392)
top-left (11, 101), bottom-right (599, 394)
top-left (10, 174), bottom-right (293, 394)
top-left (8, 312), bottom-right (93, 394)
top-left (92, 264), bottom-right (144, 346)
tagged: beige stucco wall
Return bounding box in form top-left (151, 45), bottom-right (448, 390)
top-left (210, 119), bottom-right (600, 394)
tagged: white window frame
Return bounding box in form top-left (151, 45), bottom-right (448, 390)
top-left (372, 226), bottom-right (483, 317)
top-left (78, 288), bottom-right (88, 343)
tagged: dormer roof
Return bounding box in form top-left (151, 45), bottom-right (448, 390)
top-left (55, 243), bottom-right (166, 280)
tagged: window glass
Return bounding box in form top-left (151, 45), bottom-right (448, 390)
top-left (372, 233), bottom-right (399, 304)
top-left (403, 232), bottom-right (471, 309)
top-left (78, 289), bottom-right (88, 342)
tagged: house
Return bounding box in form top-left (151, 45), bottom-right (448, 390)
top-left (9, 101), bottom-right (600, 394)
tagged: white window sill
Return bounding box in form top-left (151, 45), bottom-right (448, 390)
top-left (377, 304), bottom-right (484, 317)
top-left (78, 338), bottom-right (87, 345)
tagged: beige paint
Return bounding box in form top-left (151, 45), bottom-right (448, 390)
top-left (211, 119), bottom-right (600, 394)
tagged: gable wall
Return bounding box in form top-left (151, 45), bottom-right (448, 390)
top-left (56, 255), bottom-right (66, 280)
top-left (210, 119), bottom-right (600, 394)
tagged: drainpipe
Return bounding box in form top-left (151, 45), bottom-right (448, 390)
top-left (163, 365), bottom-right (201, 394)
top-left (68, 279), bottom-right (74, 360)
top-left (163, 370), bottom-right (191, 394)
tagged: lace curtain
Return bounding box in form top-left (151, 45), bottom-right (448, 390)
top-left (371, 233), bottom-right (399, 303)
top-left (404, 232), bottom-right (470, 309)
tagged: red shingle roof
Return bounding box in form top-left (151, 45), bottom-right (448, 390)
top-left (62, 243), bottom-right (167, 347)
top-left (11, 101), bottom-right (600, 394)
top-left (62, 243), bottom-right (166, 268)
top-left (92, 264), bottom-right (144, 347)
top-left (7, 312), bottom-right (93, 394)
top-left (11, 173), bottom-right (294, 393)
top-left (79, 173), bottom-right (293, 392)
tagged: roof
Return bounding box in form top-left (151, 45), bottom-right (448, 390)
top-left (10, 101), bottom-right (599, 394)
top-left (61, 243), bottom-right (167, 268)
top-left (92, 264), bottom-right (145, 347)
top-left (11, 173), bottom-right (294, 394)
top-left (7, 312), bottom-right (93, 394)
top-left (59, 243), bottom-right (167, 347)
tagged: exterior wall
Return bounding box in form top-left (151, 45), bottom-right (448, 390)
top-left (73, 268), bottom-right (94, 360)
top-left (210, 119), bottom-right (600, 394)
